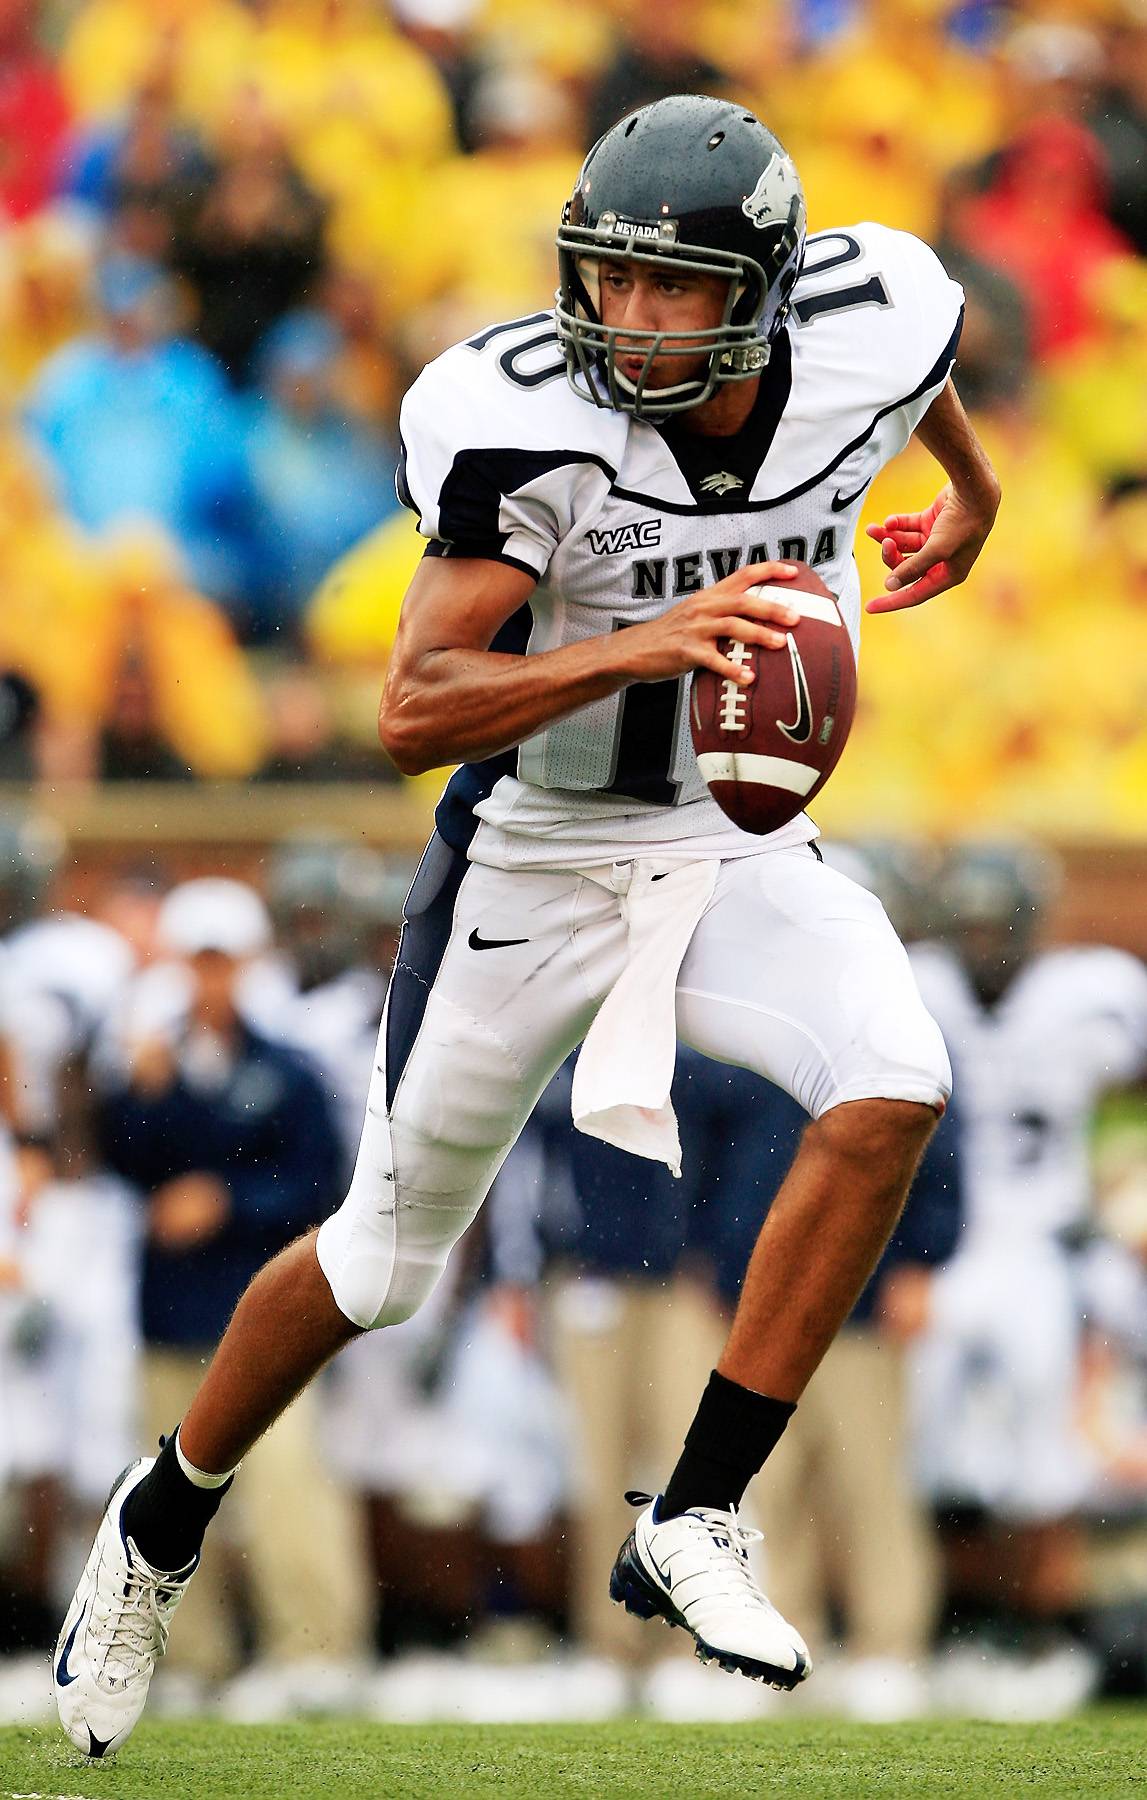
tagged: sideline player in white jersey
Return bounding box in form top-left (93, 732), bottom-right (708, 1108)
top-left (909, 845), bottom-right (1147, 1620)
top-left (0, 819), bottom-right (143, 1654)
top-left (55, 94), bottom-right (1000, 1755)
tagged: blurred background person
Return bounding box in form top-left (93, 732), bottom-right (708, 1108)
top-left (94, 876), bottom-right (373, 1714)
top-left (240, 311), bottom-right (399, 644)
top-left (0, 208), bottom-right (99, 398)
top-left (64, 64), bottom-right (211, 261)
top-left (910, 844), bottom-right (1147, 1719)
top-left (0, 818), bottom-right (147, 1685)
top-left (584, 0), bottom-right (725, 148)
top-left (252, 661), bottom-right (389, 781)
top-left (403, 60), bottom-right (586, 356)
top-left (1076, 1096), bottom-right (1147, 1698)
top-left (1086, 6), bottom-right (1147, 258)
top-left (390, 0), bottom-right (487, 156)
top-left (0, 673), bottom-right (41, 782)
top-left (168, 95), bottom-right (326, 387)
top-left (252, 833), bottom-right (403, 1154)
top-left (0, 0), bottom-right (70, 224)
top-left (97, 640), bottom-right (196, 782)
top-left (23, 251), bottom-right (251, 608)
top-left (952, 114), bottom-right (1131, 367)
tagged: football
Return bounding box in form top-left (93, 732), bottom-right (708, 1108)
top-left (689, 562), bottom-right (857, 835)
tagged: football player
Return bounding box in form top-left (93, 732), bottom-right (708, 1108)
top-left (909, 845), bottom-right (1147, 1671)
top-left (55, 95), bottom-right (1000, 1755)
top-left (0, 818), bottom-right (143, 1653)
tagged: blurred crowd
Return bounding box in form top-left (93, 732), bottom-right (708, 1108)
top-left (2, 813), bottom-right (1146, 1725)
top-left (0, 0), bottom-right (1140, 824)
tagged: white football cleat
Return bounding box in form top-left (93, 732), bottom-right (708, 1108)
top-left (610, 1492), bottom-right (812, 1689)
top-left (53, 1459), bottom-right (197, 1758)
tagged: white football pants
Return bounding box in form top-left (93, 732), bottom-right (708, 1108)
top-left (316, 837), bottom-right (951, 1330)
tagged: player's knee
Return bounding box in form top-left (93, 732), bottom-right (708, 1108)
top-left (365, 1249), bottom-right (453, 1330)
top-left (319, 1245), bottom-right (449, 1332)
top-left (315, 1195), bottom-right (459, 1331)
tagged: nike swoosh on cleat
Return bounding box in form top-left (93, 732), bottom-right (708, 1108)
top-left (639, 1540), bottom-right (674, 1589)
top-left (468, 929), bottom-right (529, 951)
top-left (55, 1611), bottom-right (85, 1687)
top-left (87, 1725), bottom-right (117, 1757)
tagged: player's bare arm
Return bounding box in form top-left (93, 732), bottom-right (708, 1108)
top-left (379, 554), bottom-right (801, 776)
top-left (865, 377), bottom-right (1001, 612)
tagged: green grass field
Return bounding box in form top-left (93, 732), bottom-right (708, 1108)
top-left (2, 1712), bottom-right (1146, 1800)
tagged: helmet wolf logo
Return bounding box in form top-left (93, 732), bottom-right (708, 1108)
top-left (742, 153), bottom-right (804, 232)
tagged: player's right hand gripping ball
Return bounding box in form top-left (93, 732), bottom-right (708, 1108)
top-left (690, 562), bottom-right (857, 835)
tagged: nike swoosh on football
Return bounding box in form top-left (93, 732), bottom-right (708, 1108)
top-left (776, 634), bottom-right (813, 745)
top-left (468, 929), bottom-right (529, 951)
top-left (55, 1610), bottom-right (85, 1686)
top-left (830, 479), bottom-right (869, 512)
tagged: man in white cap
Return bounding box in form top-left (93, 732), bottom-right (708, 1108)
top-left (76, 878), bottom-right (368, 1722)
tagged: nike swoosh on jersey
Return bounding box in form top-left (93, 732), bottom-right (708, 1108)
top-left (776, 635), bottom-right (813, 745)
top-left (55, 1609), bottom-right (85, 1686)
top-left (468, 929), bottom-right (529, 951)
top-left (830, 479), bottom-right (869, 512)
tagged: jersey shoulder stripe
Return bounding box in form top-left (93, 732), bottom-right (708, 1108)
top-left (398, 312), bottom-right (625, 576)
top-left (403, 311), bottom-right (626, 463)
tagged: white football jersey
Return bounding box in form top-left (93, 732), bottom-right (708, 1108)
top-left (911, 942), bottom-right (1147, 1243)
top-left (399, 222), bottom-right (964, 868)
top-left (243, 962), bottom-right (387, 1170)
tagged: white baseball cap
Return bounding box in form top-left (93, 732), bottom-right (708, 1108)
top-left (157, 878), bottom-right (272, 960)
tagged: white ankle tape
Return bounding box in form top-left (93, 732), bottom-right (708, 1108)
top-left (174, 1428), bottom-right (239, 1489)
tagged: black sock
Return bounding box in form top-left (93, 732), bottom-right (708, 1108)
top-left (660, 1370), bottom-right (795, 1518)
top-left (120, 1431), bottom-right (234, 1572)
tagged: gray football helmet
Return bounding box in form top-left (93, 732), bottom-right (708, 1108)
top-left (556, 94), bottom-right (806, 416)
top-left (267, 837), bottom-right (408, 991)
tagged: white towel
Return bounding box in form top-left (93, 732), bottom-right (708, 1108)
top-left (572, 859), bottom-right (719, 1176)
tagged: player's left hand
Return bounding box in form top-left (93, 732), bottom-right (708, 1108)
top-left (864, 483), bottom-right (997, 612)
